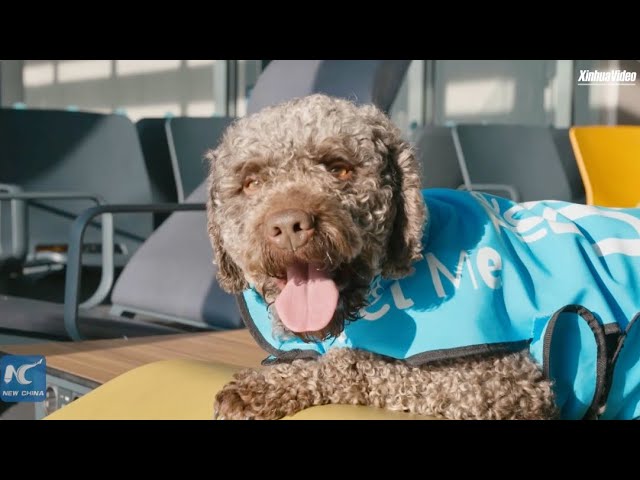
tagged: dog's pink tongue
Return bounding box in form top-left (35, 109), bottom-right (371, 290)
top-left (275, 263), bottom-right (339, 333)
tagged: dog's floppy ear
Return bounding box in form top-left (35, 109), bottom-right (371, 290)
top-left (206, 151), bottom-right (248, 294)
top-left (379, 127), bottom-right (427, 280)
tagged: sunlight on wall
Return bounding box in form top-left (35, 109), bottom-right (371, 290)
top-left (588, 84), bottom-right (619, 109)
top-left (389, 60), bottom-right (424, 138)
top-left (118, 103), bottom-right (182, 121)
top-left (23, 62), bottom-right (55, 87)
top-left (444, 78), bottom-right (515, 116)
top-left (81, 106), bottom-right (112, 114)
top-left (186, 100), bottom-right (216, 116)
top-left (187, 60), bottom-right (217, 68)
top-left (22, 60), bottom-right (224, 119)
top-left (58, 60), bottom-right (111, 83)
top-left (115, 60), bottom-right (181, 77)
top-left (235, 59), bottom-right (262, 117)
top-left (544, 86), bottom-right (553, 114)
top-left (619, 85), bottom-right (640, 117)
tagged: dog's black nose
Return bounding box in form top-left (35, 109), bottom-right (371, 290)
top-left (265, 209), bottom-right (315, 251)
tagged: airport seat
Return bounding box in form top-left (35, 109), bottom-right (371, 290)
top-left (0, 295), bottom-right (183, 342)
top-left (165, 116), bottom-right (235, 201)
top-left (247, 60), bottom-right (411, 115)
top-left (110, 183), bottom-right (241, 330)
top-left (569, 125), bottom-right (640, 208)
top-left (44, 358), bottom-right (431, 420)
top-left (550, 127), bottom-right (586, 204)
top-left (0, 199), bottom-right (209, 344)
top-left (453, 124), bottom-right (575, 202)
top-left (136, 118), bottom-right (179, 227)
top-left (0, 109), bottom-right (155, 272)
top-left (0, 183), bottom-right (26, 272)
top-left (412, 126), bottom-right (463, 189)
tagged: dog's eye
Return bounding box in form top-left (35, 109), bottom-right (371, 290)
top-left (243, 176), bottom-right (261, 193)
top-left (328, 164), bottom-right (353, 180)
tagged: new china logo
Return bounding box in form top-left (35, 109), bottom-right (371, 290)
top-left (1, 355), bottom-right (46, 402)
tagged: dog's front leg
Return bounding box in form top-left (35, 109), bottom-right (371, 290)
top-left (214, 348), bottom-right (558, 420)
top-left (213, 348), bottom-right (382, 420)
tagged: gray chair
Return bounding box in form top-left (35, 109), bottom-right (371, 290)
top-left (136, 118), bottom-right (178, 227)
top-left (136, 118), bottom-right (178, 205)
top-left (412, 126), bottom-right (463, 189)
top-left (0, 184), bottom-right (26, 271)
top-left (0, 295), bottom-right (184, 342)
top-left (0, 196), bottom-right (209, 343)
top-left (109, 183), bottom-right (241, 330)
top-left (453, 125), bottom-right (574, 202)
top-left (551, 127), bottom-right (586, 204)
top-left (247, 60), bottom-right (411, 115)
top-left (165, 117), bottom-right (235, 201)
top-left (0, 109), bottom-right (155, 271)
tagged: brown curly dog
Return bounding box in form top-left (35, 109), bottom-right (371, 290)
top-left (206, 94), bottom-right (557, 420)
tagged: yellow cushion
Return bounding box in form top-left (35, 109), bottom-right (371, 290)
top-left (569, 126), bottom-right (640, 208)
top-left (45, 359), bottom-right (432, 420)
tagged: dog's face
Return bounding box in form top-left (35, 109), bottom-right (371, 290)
top-left (207, 94), bottom-right (426, 340)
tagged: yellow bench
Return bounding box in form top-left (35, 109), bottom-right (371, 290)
top-left (45, 359), bottom-right (431, 420)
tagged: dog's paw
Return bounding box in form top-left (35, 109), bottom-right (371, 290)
top-left (213, 387), bottom-right (256, 420)
top-left (213, 382), bottom-right (282, 420)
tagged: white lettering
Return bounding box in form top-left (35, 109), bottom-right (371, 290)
top-left (361, 279), bottom-right (415, 320)
top-left (427, 250), bottom-right (478, 298)
top-left (361, 302), bottom-right (389, 321)
top-left (390, 281), bottom-right (414, 309)
top-left (555, 203), bottom-right (640, 256)
top-left (472, 193), bottom-right (640, 257)
top-left (21, 390), bottom-right (44, 396)
top-left (471, 193), bottom-right (549, 243)
top-left (592, 239), bottom-right (640, 257)
top-left (541, 207), bottom-right (581, 235)
top-left (579, 70), bottom-right (636, 84)
top-left (476, 247), bottom-right (502, 289)
top-left (360, 276), bottom-right (390, 320)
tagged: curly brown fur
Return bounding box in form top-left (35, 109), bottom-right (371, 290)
top-left (207, 94), bottom-right (426, 338)
top-left (214, 349), bottom-right (558, 420)
top-left (206, 94), bottom-right (557, 420)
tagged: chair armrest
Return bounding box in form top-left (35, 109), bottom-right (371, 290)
top-left (0, 190), bottom-right (106, 204)
top-left (0, 184), bottom-right (27, 260)
top-left (0, 185), bottom-right (107, 261)
top-left (449, 127), bottom-right (521, 203)
top-left (64, 202), bottom-right (207, 341)
top-left (457, 183), bottom-right (520, 202)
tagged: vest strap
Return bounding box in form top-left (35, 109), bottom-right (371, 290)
top-left (542, 304), bottom-right (626, 420)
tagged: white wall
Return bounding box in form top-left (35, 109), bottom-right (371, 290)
top-left (434, 60), bottom-right (560, 125)
top-left (21, 60), bottom-right (228, 120)
top-left (389, 60), bottom-right (425, 137)
top-left (617, 59), bottom-right (640, 124)
top-left (7, 60), bottom-right (636, 127)
top-left (0, 60), bottom-right (24, 106)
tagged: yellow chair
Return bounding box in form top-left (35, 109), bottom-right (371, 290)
top-left (44, 359), bottom-right (432, 420)
top-left (569, 126), bottom-right (640, 208)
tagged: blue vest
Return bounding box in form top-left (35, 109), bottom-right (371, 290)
top-left (238, 189), bottom-right (640, 420)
